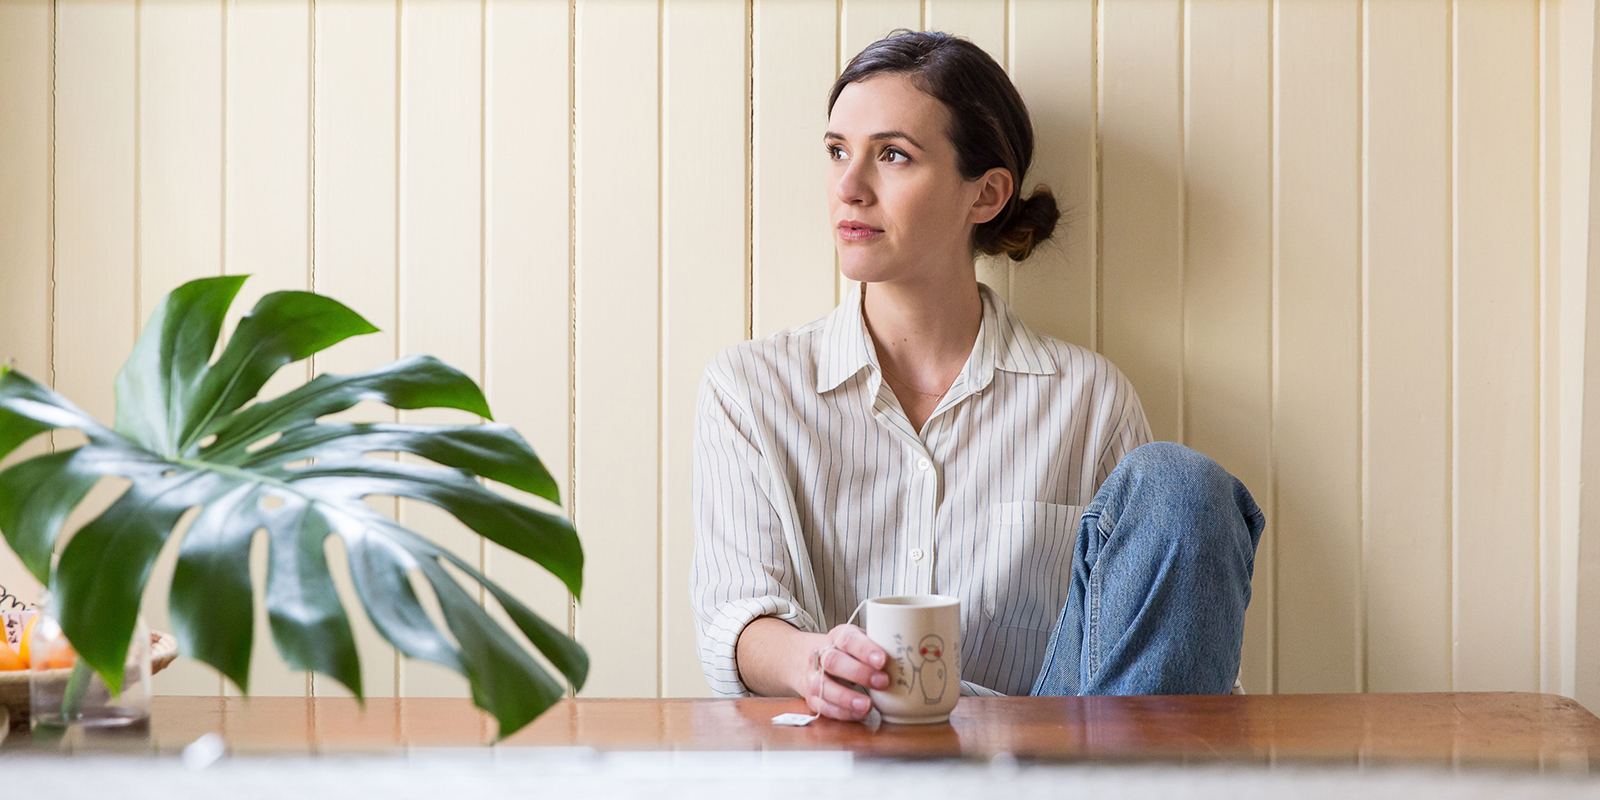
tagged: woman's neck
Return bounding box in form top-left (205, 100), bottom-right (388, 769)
top-left (860, 275), bottom-right (983, 400)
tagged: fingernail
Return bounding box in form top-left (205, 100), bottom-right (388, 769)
top-left (853, 697), bottom-right (869, 712)
top-left (872, 653), bottom-right (885, 667)
top-left (872, 674), bottom-right (888, 689)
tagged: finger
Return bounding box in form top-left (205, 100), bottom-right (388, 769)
top-left (832, 625), bottom-right (889, 669)
top-left (818, 674), bottom-right (873, 719)
top-left (804, 674), bottom-right (865, 722)
top-left (814, 697), bottom-right (865, 722)
top-left (831, 629), bottom-right (891, 688)
top-left (819, 645), bottom-right (889, 692)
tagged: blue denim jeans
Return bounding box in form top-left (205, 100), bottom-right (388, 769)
top-left (1029, 441), bottom-right (1266, 696)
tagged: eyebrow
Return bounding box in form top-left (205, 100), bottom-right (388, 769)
top-left (823, 130), bottom-right (926, 151)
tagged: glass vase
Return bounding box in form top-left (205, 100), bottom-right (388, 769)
top-left (28, 594), bottom-right (151, 729)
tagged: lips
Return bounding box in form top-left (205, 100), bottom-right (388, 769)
top-left (837, 220), bottom-right (884, 243)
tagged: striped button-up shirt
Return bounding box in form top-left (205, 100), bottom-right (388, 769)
top-left (690, 281), bottom-right (1153, 697)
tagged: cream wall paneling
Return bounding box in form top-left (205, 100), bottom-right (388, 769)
top-left (0, 0), bottom-right (1595, 711)
top-left (1274, 0), bottom-right (1361, 694)
top-left (314, 0), bottom-right (401, 700)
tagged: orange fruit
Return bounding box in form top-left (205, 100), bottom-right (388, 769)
top-left (0, 636), bottom-right (22, 671)
top-left (44, 640), bottom-right (76, 670)
top-left (17, 615), bottom-right (37, 666)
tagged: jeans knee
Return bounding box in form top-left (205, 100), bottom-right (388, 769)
top-left (1113, 442), bottom-right (1264, 551)
top-left (1119, 442), bottom-right (1229, 493)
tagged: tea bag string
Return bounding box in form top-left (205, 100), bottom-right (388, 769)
top-left (809, 598), bottom-right (875, 685)
top-left (844, 597), bottom-right (869, 629)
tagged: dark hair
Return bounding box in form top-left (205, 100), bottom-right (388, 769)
top-left (828, 29), bottom-right (1059, 262)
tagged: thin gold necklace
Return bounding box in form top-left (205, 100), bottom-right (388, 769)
top-left (879, 359), bottom-right (952, 398)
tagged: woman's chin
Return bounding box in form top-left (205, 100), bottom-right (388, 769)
top-left (838, 259), bottom-right (898, 285)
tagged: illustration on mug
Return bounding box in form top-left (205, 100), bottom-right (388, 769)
top-left (889, 632), bottom-right (951, 705)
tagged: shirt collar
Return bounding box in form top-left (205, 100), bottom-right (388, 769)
top-left (814, 281), bottom-right (1056, 396)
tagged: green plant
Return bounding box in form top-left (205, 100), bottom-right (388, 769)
top-left (0, 275), bottom-right (585, 737)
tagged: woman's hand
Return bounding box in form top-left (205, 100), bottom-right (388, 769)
top-left (800, 624), bottom-right (891, 721)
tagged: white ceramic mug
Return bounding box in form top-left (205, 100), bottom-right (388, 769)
top-left (853, 594), bottom-right (961, 724)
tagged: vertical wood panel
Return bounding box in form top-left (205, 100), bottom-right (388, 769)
top-left (752, 0), bottom-right (836, 337)
top-left (55, 1), bottom-right (137, 441)
top-left (0, 0), bottom-right (54, 601)
top-left (1538, 0), bottom-right (1563, 697)
top-left (139, 0), bottom-right (225, 697)
top-left (226, 0), bottom-right (313, 698)
top-left (661, 0), bottom-right (747, 698)
top-left (1559, 0), bottom-right (1594, 707)
top-left (924, 0), bottom-right (1003, 55)
top-left (1009, 0), bottom-right (1095, 349)
top-left (313, 0), bottom-right (401, 700)
top-left (1452, 0), bottom-right (1540, 692)
top-left (1580, 53), bottom-right (1600, 706)
top-left (841, 0), bottom-right (923, 67)
top-left (1273, 0), bottom-right (1361, 694)
top-left (483, 0), bottom-right (575, 691)
top-left (1184, 0), bottom-right (1273, 694)
top-left (1099, 0), bottom-right (1183, 443)
top-left (1363, 0), bottom-right (1453, 692)
top-left (52, 0), bottom-right (144, 702)
top-left (398, 0), bottom-right (484, 698)
top-left (573, 0), bottom-right (660, 698)
top-left (924, 0), bottom-right (1010, 301)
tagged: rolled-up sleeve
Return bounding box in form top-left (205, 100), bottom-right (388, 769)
top-left (689, 360), bottom-right (818, 697)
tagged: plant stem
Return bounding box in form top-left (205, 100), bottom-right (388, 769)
top-left (60, 659), bottom-right (93, 721)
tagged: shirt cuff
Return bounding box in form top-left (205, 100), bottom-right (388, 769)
top-left (699, 595), bottom-right (819, 697)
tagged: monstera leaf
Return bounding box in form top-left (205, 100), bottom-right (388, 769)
top-left (0, 275), bottom-right (585, 737)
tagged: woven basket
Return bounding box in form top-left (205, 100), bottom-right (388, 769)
top-left (0, 631), bottom-right (178, 723)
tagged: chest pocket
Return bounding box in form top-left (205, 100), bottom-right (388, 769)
top-left (981, 501), bottom-right (1086, 631)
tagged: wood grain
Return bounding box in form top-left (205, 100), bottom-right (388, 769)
top-left (9, 694), bottom-right (1598, 770)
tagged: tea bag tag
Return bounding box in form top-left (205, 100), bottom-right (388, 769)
top-left (771, 712), bottom-right (820, 727)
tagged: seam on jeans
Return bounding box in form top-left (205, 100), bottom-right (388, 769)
top-left (1085, 565), bottom-right (1100, 687)
top-left (1091, 510), bottom-right (1112, 541)
top-left (1080, 510), bottom-right (1105, 688)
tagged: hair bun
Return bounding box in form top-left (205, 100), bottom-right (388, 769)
top-left (986, 185), bottom-right (1060, 262)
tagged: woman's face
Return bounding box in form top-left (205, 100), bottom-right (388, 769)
top-left (826, 73), bottom-right (1012, 286)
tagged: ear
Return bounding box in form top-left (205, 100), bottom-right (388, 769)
top-left (968, 167), bottom-right (1014, 226)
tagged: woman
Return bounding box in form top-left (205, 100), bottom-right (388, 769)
top-left (690, 30), bottom-right (1264, 721)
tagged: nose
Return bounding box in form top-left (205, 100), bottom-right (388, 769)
top-left (834, 153), bottom-right (873, 206)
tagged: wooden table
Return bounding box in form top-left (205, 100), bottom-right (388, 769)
top-left (6, 692), bottom-right (1599, 770)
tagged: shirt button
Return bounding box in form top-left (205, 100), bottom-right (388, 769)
top-left (910, 548), bottom-right (925, 562)
top-left (916, 458), bottom-right (931, 471)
